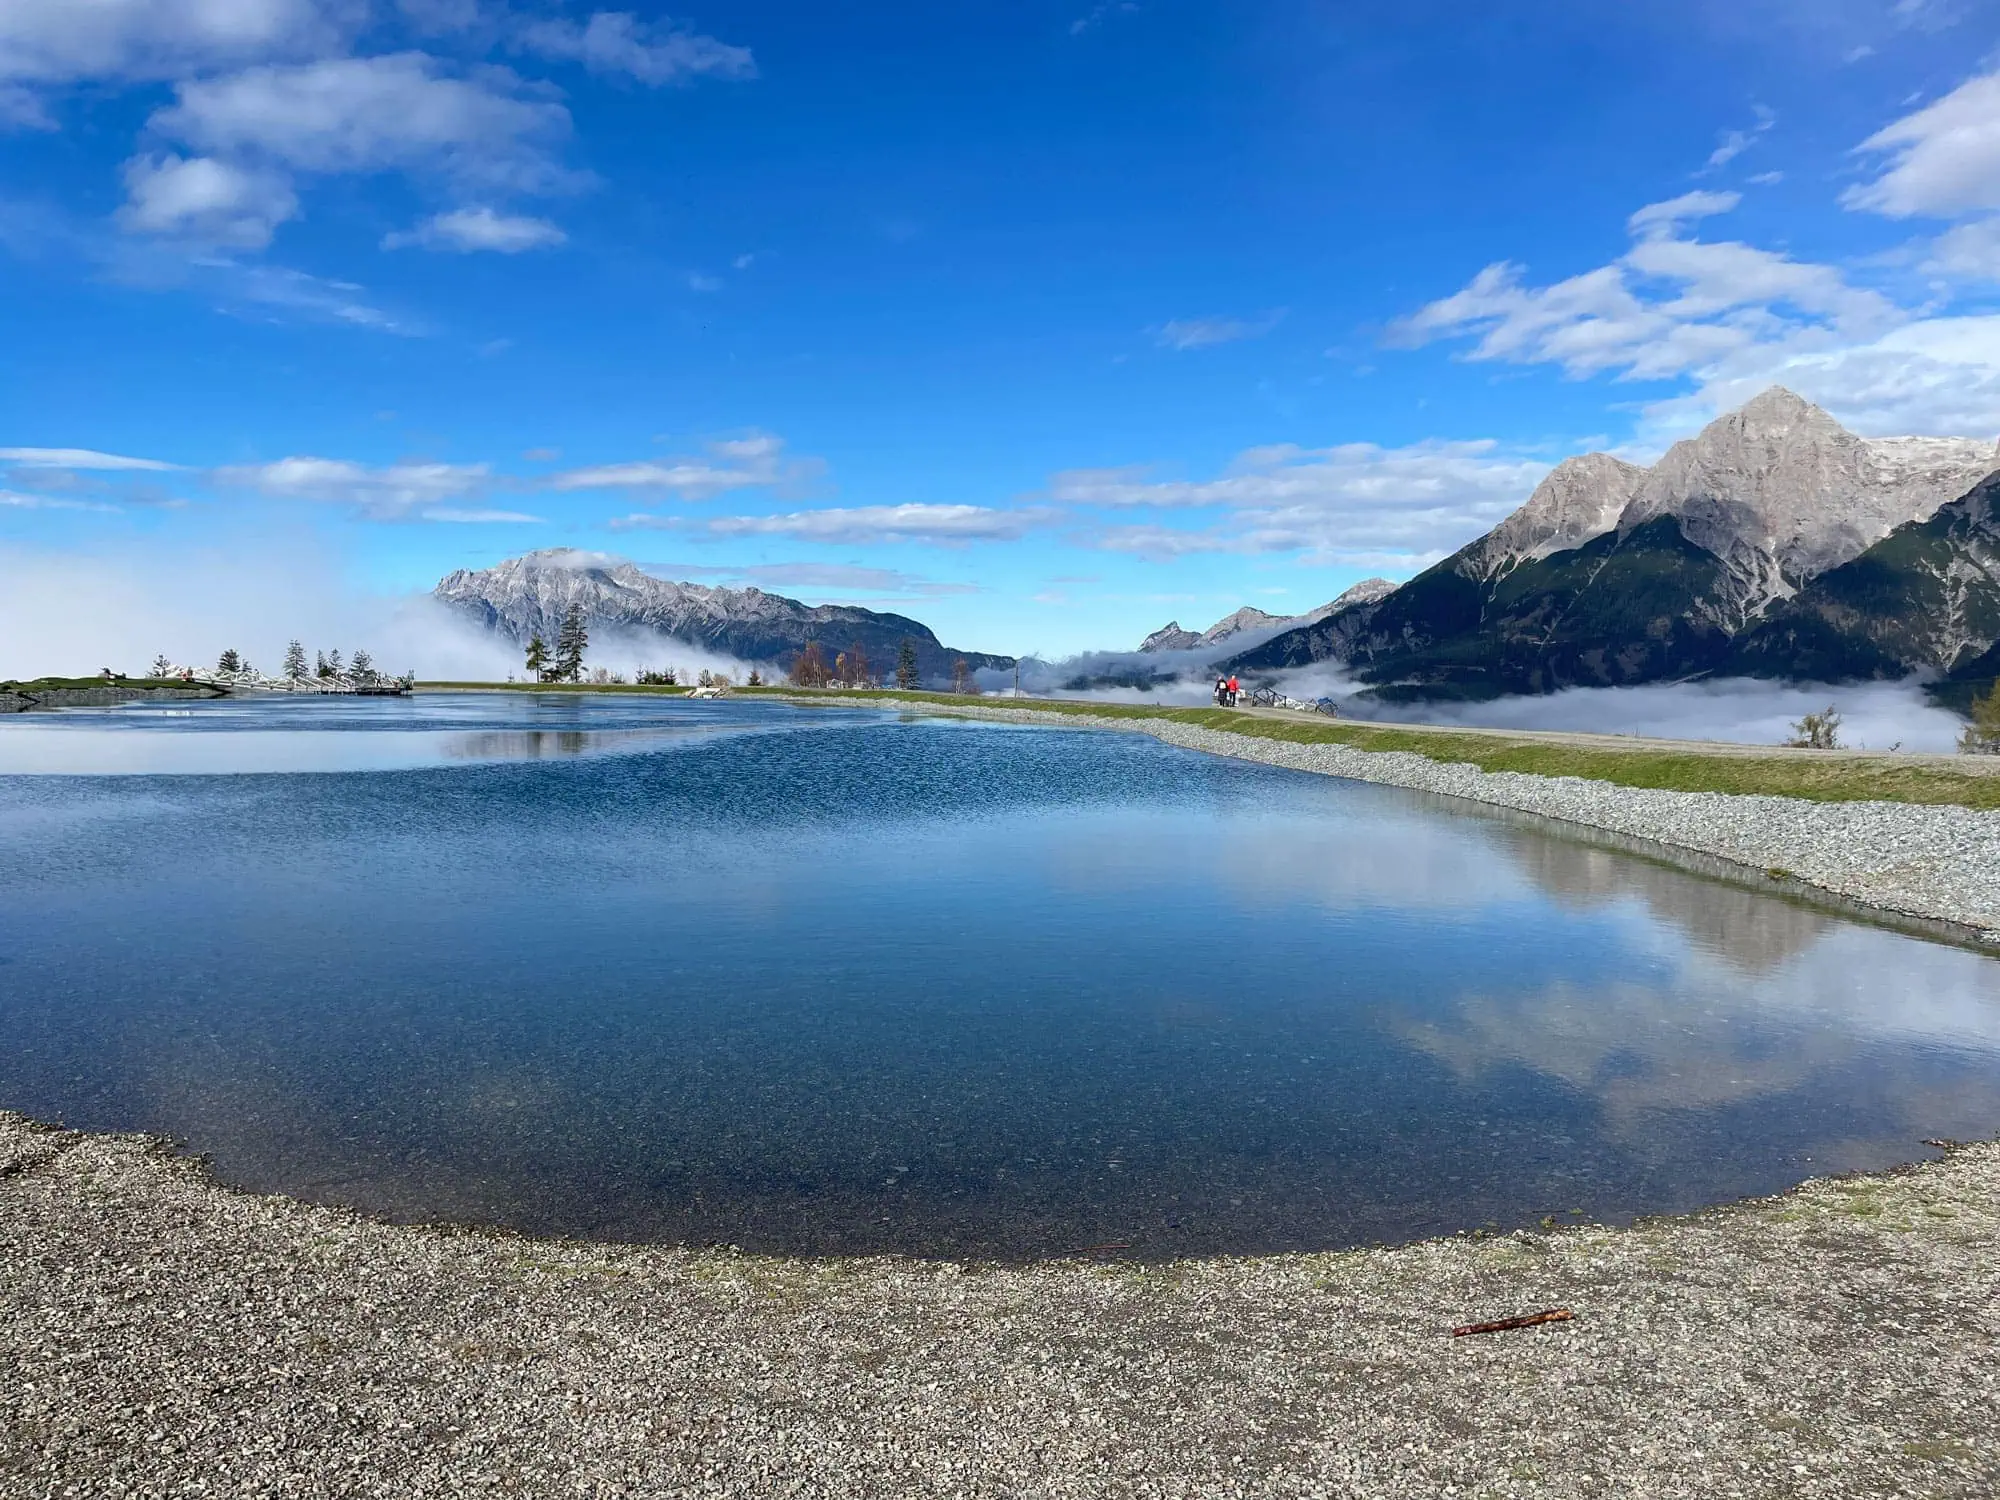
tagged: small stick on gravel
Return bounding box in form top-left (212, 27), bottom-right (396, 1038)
top-left (1452, 1308), bottom-right (1574, 1337)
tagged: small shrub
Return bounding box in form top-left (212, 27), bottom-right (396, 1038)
top-left (1959, 681), bottom-right (2000, 755)
top-left (1784, 705), bottom-right (1842, 750)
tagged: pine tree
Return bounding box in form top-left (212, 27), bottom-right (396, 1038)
top-left (555, 604), bottom-right (588, 683)
top-left (315, 651), bottom-right (330, 679)
top-left (747, 668), bottom-right (763, 687)
top-left (284, 640), bottom-right (308, 680)
top-left (525, 634), bottom-right (549, 681)
top-left (351, 649), bottom-right (374, 682)
top-left (150, 654), bottom-right (173, 679)
top-left (325, 649), bottom-right (344, 678)
top-left (895, 638), bottom-right (918, 691)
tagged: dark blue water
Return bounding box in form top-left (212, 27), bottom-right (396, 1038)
top-left (3, 692), bottom-right (1998, 1258)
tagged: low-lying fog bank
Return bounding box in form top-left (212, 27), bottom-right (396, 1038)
top-left (1013, 658), bottom-right (1971, 755)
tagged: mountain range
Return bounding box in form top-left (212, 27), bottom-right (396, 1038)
top-left (435, 551), bottom-right (1013, 683)
top-left (1226, 388), bottom-right (2000, 703)
top-left (1137, 579), bottom-right (1396, 655)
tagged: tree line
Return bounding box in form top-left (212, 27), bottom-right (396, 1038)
top-left (150, 645), bottom-right (389, 682)
top-left (787, 637), bottom-right (978, 693)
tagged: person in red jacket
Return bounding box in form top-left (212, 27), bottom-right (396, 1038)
top-left (1226, 674), bottom-right (1240, 706)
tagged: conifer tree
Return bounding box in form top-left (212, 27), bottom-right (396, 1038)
top-left (315, 651), bottom-right (330, 679)
top-left (150, 654), bottom-right (172, 679)
top-left (525, 634), bottom-right (549, 680)
top-left (895, 638), bottom-right (918, 691)
top-left (747, 668), bottom-right (762, 687)
top-left (351, 649), bottom-right (374, 682)
top-left (555, 605), bottom-right (588, 682)
top-left (216, 649), bottom-right (242, 674)
top-left (283, 640), bottom-right (308, 680)
top-left (325, 649), bottom-right (344, 678)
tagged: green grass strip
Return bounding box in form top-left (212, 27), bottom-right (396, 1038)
top-left (415, 682), bottom-right (2000, 811)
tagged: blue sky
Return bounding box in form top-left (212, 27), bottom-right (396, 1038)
top-left (4, 0), bottom-right (2000, 662)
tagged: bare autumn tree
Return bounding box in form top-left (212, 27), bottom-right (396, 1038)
top-left (951, 658), bottom-right (978, 695)
top-left (839, 641), bottom-right (871, 687)
top-left (790, 640), bottom-right (831, 687)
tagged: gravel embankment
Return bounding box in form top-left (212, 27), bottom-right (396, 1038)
top-left (3, 1111), bottom-right (1995, 1499)
top-left (931, 705), bottom-right (2000, 946)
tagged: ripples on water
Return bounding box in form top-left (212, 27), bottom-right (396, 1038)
top-left (1, 691), bottom-right (1997, 1258)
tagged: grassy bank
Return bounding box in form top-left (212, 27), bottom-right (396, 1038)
top-left (1, 676), bottom-right (187, 692)
top-left (416, 681), bottom-right (2000, 810)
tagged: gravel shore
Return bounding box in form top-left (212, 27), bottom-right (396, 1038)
top-left (926, 705), bottom-right (2000, 947)
top-left (3, 1110), bottom-right (1995, 1498)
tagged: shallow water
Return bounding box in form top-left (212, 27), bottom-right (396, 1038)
top-left (3, 692), bottom-right (1998, 1258)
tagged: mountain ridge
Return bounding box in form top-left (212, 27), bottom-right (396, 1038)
top-left (435, 550), bottom-right (1013, 683)
top-left (1225, 388), bottom-right (2000, 699)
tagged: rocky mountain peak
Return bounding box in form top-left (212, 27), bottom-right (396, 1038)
top-left (1473, 453), bottom-right (1647, 578)
top-left (1322, 577), bottom-right (1397, 611)
top-left (1137, 621), bottom-right (1201, 653)
top-left (1618, 385), bottom-right (1998, 618)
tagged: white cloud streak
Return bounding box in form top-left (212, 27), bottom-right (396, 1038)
top-left (515, 11), bottom-right (755, 85)
top-left (654, 504), bottom-right (1037, 545)
top-left (382, 205), bottom-right (566, 253)
top-left (1051, 440), bottom-right (1550, 566)
top-left (551, 435), bottom-right (820, 500)
top-left (217, 455), bottom-right (494, 520)
top-left (1154, 310), bottom-right (1285, 350)
top-left (0, 447), bottom-right (178, 471)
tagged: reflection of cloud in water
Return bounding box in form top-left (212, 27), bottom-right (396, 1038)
top-left (1033, 795), bottom-right (1535, 911)
top-left (1484, 821), bottom-right (1833, 974)
top-left (1395, 928), bottom-right (2000, 1143)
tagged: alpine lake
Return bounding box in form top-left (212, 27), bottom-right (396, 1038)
top-left (3, 691), bottom-right (1997, 1260)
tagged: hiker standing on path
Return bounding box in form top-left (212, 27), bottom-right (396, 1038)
top-left (1226, 674), bottom-right (1240, 706)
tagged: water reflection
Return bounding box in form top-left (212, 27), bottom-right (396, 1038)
top-left (0, 699), bottom-right (1996, 1257)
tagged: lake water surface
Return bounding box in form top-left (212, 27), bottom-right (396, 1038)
top-left (3, 691), bottom-right (1998, 1258)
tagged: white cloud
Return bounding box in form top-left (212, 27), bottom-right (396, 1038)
top-left (217, 455), bottom-right (492, 519)
top-left (1052, 439), bottom-right (1548, 567)
top-left (662, 504), bottom-right (1036, 545)
top-left (0, 446), bottom-right (178, 471)
top-left (1701, 105), bottom-right (1775, 172)
top-left (0, 489), bottom-right (121, 512)
top-left (1395, 200), bottom-right (1900, 388)
top-left (1644, 313), bottom-right (2000, 438)
top-left (1154, 311), bottom-right (1284, 350)
top-left (150, 53), bottom-right (573, 190)
top-left (1926, 217), bottom-right (2000, 280)
top-left (117, 153), bottom-right (299, 249)
top-left (516, 11), bottom-right (755, 85)
top-left (686, 271), bottom-right (722, 291)
top-left (1846, 68), bottom-right (2000, 217)
top-left (383, 205), bottom-right (565, 253)
top-left (551, 434), bottom-right (818, 500)
top-left (1627, 190), bottom-right (1740, 240)
top-left (421, 506), bottom-right (544, 523)
top-left (0, 0), bottom-right (349, 90)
